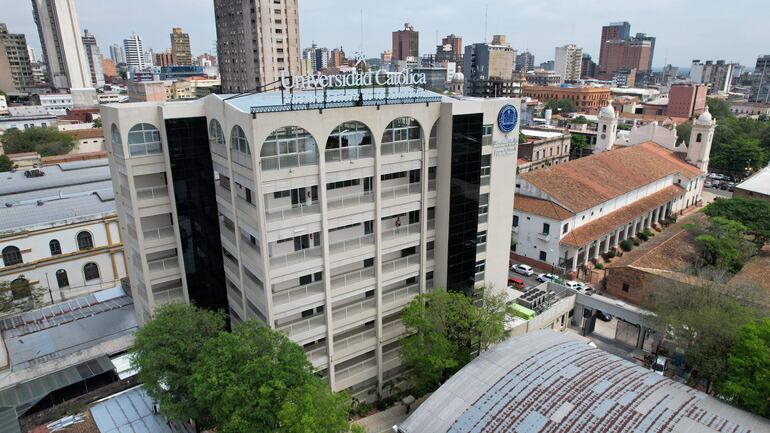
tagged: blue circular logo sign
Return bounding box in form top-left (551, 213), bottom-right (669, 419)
top-left (498, 104), bottom-right (518, 133)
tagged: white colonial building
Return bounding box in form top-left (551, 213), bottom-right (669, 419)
top-left (101, 87), bottom-right (520, 400)
top-left (512, 104), bottom-right (715, 275)
top-left (0, 160), bottom-right (127, 305)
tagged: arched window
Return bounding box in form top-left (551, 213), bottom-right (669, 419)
top-left (429, 121), bottom-right (438, 149)
top-left (111, 124), bottom-right (123, 156)
top-left (49, 239), bottom-right (62, 256)
top-left (381, 117), bottom-right (422, 155)
top-left (10, 277), bottom-right (30, 299)
top-left (325, 121), bottom-right (373, 162)
top-left (209, 119), bottom-right (225, 148)
top-left (230, 125), bottom-right (251, 154)
top-left (696, 133), bottom-right (702, 143)
top-left (260, 126), bottom-right (318, 171)
top-left (127, 123), bottom-right (161, 157)
top-left (2, 246), bottom-right (22, 266)
top-left (83, 262), bottom-right (100, 281)
top-left (76, 231), bottom-right (94, 251)
top-left (56, 269), bottom-right (69, 288)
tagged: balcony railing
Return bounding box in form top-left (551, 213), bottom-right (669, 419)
top-left (334, 328), bottom-right (376, 358)
top-left (148, 257), bottom-right (180, 274)
top-left (330, 267), bottom-right (375, 294)
top-left (143, 225), bottom-right (175, 243)
top-left (305, 345), bottom-right (328, 369)
top-left (152, 283), bottom-right (185, 305)
top-left (382, 284), bottom-right (419, 311)
top-left (429, 137), bottom-right (437, 150)
top-left (215, 184), bottom-right (232, 204)
top-left (231, 150), bottom-right (253, 170)
top-left (240, 233), bottom-right (262, 257)
top-left (136, 185), bottom-right (169, 201)
top-left (482, 135), bottom-right (492, 146)
top-left (265, 202), bottom-right (320, 222)
top-left (382, 347), bottom-right (402, 370)
top-left (537, 232), bottom-right (551, 242)
top-left (210, 140), bottom-right (228, 159)
top-left (325, 145), bottom-right (374, 162)
top-left (220, 223), bottom-right (236, 246)
top-left (380, 183), bottom-right (421, 202)
top-left (380, 139), bottom-right (421, 155)
top-left (382, 319), bottom-right (406, 341)
top-left (476, 243), bottom-right (487, 254)
top-left (381, 254), bottom-right (421, 276)
top-left (480, 175), bottom-right (490, 186)
top-left (270, 245), bottom-right (322, 268)
top-left (381, 222), bottom-right (421, 243)
top-left (329, 234), bottom-right (374, 256)
top-left (427, 219), bottom-right (435, 232)
top-left (277, 314), bottom-right (326, 338)
top-left (428, 179), bottom-right (436, 191)
top-left (332, 297), bottom-right (376, 325)
top-left (327, 191), bottom-right (374, 211)
top-left (273, 281), bottom-right (325, 307)
top-left (478, 213), bottom-right (488, 224)
top-left (261, 152), bottom-right (317, 171)
top-left (334, 357), bottom-right (377, 388)
top-left (223, 254), bottom-right (239, 276)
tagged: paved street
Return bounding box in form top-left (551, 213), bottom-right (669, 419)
top-left (702, 186), bottom-right (732, 203)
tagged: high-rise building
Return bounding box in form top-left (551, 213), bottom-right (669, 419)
top-left (580, 53), bottom-right (596, 78)
top-left (303, 43), bottom-right (329, 72)
top-left (749, 55), bottom-right (770, 103)
top-left (690, 60), bottom-right (735, 95)
top-left (329, 47), bottom-right (345, 68)
top-left (392, 23), bottom-right (419, 61)
top-left (123, 33), bottom-right (146, 71)
top-left (442, 34), bottom-right (463, 59)
top-left (154, 49), bottom-right (174, 67)
top-left (597, 22), bottom-right (654, 80)
top-left (101, 88), bottom-right (519, 399)
top-left (170, 27), bottom-right (192, 66)
top-left (668, 83), bottom-right (708, 119)
top-left (109, 43), bottom-right (125, 64)
top-left (81, 29), bottom-right (104, 88)
top-left (0, 23), bottom-right (35, 93)
top-left (214, 0), bottom-right (302, 93)
top-left (463, 41), bottom-right (518, 97)
top-left (515, 51), bottom-right (535, 73)
top-left (32, 0), bottom-right (91, 90)
top-left (554, 44), bottom-right (582, 82)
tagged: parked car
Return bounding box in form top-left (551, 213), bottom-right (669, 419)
top-left (564, 281), bottom-right (582, 290)
top-left (728, 183), bottom-right (736, 192)
top-left (651, 356), bottom-right (667, 376)
top-left (704, 180), bottom-right (713, 188)
top-left (511, 264), bottom-right (534, 276)
top-left (537, 273), bottom-right (558, 282)
top-left (719, 183), bottom-right (730, 190)
top-left (508, 277), bottom-right (525, 290)
top-left (596, 310), bottom-right (613, 322)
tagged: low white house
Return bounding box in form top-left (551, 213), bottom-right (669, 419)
top-left (512, 105), bottom-right (715, 275)
top-left (0, 159), bottom-right (127, 305)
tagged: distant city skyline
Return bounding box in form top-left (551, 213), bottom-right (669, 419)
top-left (1, 0), bottom-right (766, 68)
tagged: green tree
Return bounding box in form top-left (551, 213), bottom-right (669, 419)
top-left (707, 98), bottom-right (733, 120)
top-left (690, 216), bottom-right (757, 273)
top-left (400, 289), bottom-right (508, 394)
top-left (649, 278), bottom-right (761, 392)
top-left (130, 303), bottom-right (227, 428)
top-left (710, 137), bottom-right (767, 173)
top-left (714, 319), bottom-right (770, 418)
top-left (191, 321), bottom-right (348, 433)
top-left (675, 121), bottom-right (691, 144)
top-left (571, 115), bottom-right (588, 124)
top-left (0, 89), bottom-right (6, 98)
top-left (545, 98), bottom-right (577, 113)
top-left (92, 117), bottom-right (103, 128)
top-left (570, 133), bottom-right (588, 149)
top-left (1, 126), bottom-right (75, 156)
top-left (0, 154), bottom-right (14, 172)
top-left (704, 197), bottom-right (770, 244)
top-left (278, 380), bottom-right (351, 433)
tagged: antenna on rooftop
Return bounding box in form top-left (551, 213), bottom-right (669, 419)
top-left (484, 4), bottom-right (489, 43)
top-left (359, 9), bottom-right (364, 53)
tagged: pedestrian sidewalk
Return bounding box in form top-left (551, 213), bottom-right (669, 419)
top-left (354, 395), bottom-right (429, 433)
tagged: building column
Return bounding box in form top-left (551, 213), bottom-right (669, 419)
top-left (636, 326), bottom-right (648, 350)
top-left (623, 224), bottom-right (630, 242)
top-left (603, 235), bottom-right (612, 254)
top-left (592, 240), bottom-right (601, 260)
top-left (583, 245), bottom-right (590, 267)
top-left (571, 249), bottom-right (579, 273)
top-left (613, 229), bottom-right (620, 249)
top-left (652, 208), bottom-right (659, 226)
top-left (645, 212), bottom-right (652, 229)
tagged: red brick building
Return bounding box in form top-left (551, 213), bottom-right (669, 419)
top-left (667, 83), bottom-right (708, 119)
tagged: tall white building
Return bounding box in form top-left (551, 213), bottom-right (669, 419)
top-left (109, 43), bottom-right (125, 64)
top-left (123, 34), bottom-right (146, 71)
top-left (81, 29), bottom-right (104, 88)
top-left (101, 87), bottom-right (519, 400)
top-left (554, 44), bottom-right (583, 82)
top-left (32, 0), bottom-right (91, 90)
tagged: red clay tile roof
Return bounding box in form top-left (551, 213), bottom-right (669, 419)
top-left (514, 195), bottom-right (575, 220)
top-left (560, 184), bottom-right (686, 247)
top-left (520, 141), bottom-right (702, 213)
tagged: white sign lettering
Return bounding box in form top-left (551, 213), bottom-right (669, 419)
top-left (280, 70), bottom-right (428, 90)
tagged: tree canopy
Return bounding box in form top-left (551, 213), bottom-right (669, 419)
top-left (714, 319), bottom-right (770, 418)
top-left (690, 216), bottom-right (757, 273)
top-left (1, 126), bottom-right (75, 156)
top-left (400, 289), bottom-right (508, 394)
top-left (703, 196), bottom-right (770, 244)
top-left (570, 133), bottom-right (589, 149)
top-left (130, 303), bottom-right (227, 428)
top-left (0, 154), bottom-right (14, 173)
top-left (705, 98), bottom-right (770, 174)
top-left (544, 98), bottom-right (577, 113)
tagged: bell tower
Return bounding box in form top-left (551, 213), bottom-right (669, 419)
top-left (595, 101), bottom-right (618, 153)
top-left (686, 106), bottom-right (716, 171)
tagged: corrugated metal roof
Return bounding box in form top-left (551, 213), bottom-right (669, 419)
top-left (90, 386), bottom-right (189, 433)
top-left (400, 330), bottom-right (770, 433)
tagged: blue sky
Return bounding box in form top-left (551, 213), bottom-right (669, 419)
top-left (1, 0), bottom-right (764, 68)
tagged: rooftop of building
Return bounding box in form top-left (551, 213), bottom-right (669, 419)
top-left (399, 330), bottom-right (770, 433)
top-left (514, 195), bottom-right (574, 220)
top-left (0, 159), bottom-right (115, 234)
top-left (735, 165), bottom-right (770, 196)
top-left (519, 141), bottom-right (702, 213)
top-left (61, 128), bottom-right (104, 140)
top-left (520, 128), bottom-right (567, 139)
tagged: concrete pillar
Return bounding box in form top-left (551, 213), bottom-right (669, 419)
top-left (571, 249), bottom-right (579, 273)
top-left (572, 304), bottom-right (586, 327)
top-left (623, 224), bottom-right (630, 241)
top-left (583, 245), bottom-right (590, 266)
top-left (603, 235), bottom-right (611, 254)
top-left (645, 212), bottom-right (652, 229)
top-left (613, 230), bottom-right (620, 249)
top-left (636, 326), bottom-right (648, 350)
top-left (592, 240), bottom-right (601, 260)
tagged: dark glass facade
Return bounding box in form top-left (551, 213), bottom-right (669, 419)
top-left (446, 113), bottom-right (483, 295)
top-left (165, 117), bottom-right (229, 314)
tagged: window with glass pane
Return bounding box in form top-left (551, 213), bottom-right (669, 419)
top-left (77, 231), bottom-right (94, 250)
top-left (2, 246), bottom-right (22, 266)
top-left (56, 269), bottom-right (69, 288)
top-left (49, 239), bottom-right (62, 256)
top-left (84, 262), bottom-right (100, 281)
top-left (230, 125), bottom-right (250, 154)
top-left (127, 123), bottom-right (162, 156)
top-left (260, 126), bottom-right (318, 170)
top-left (209, 119), bottom-right (225, 146)
top-left (111, 124), bottom-right (123, 156)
